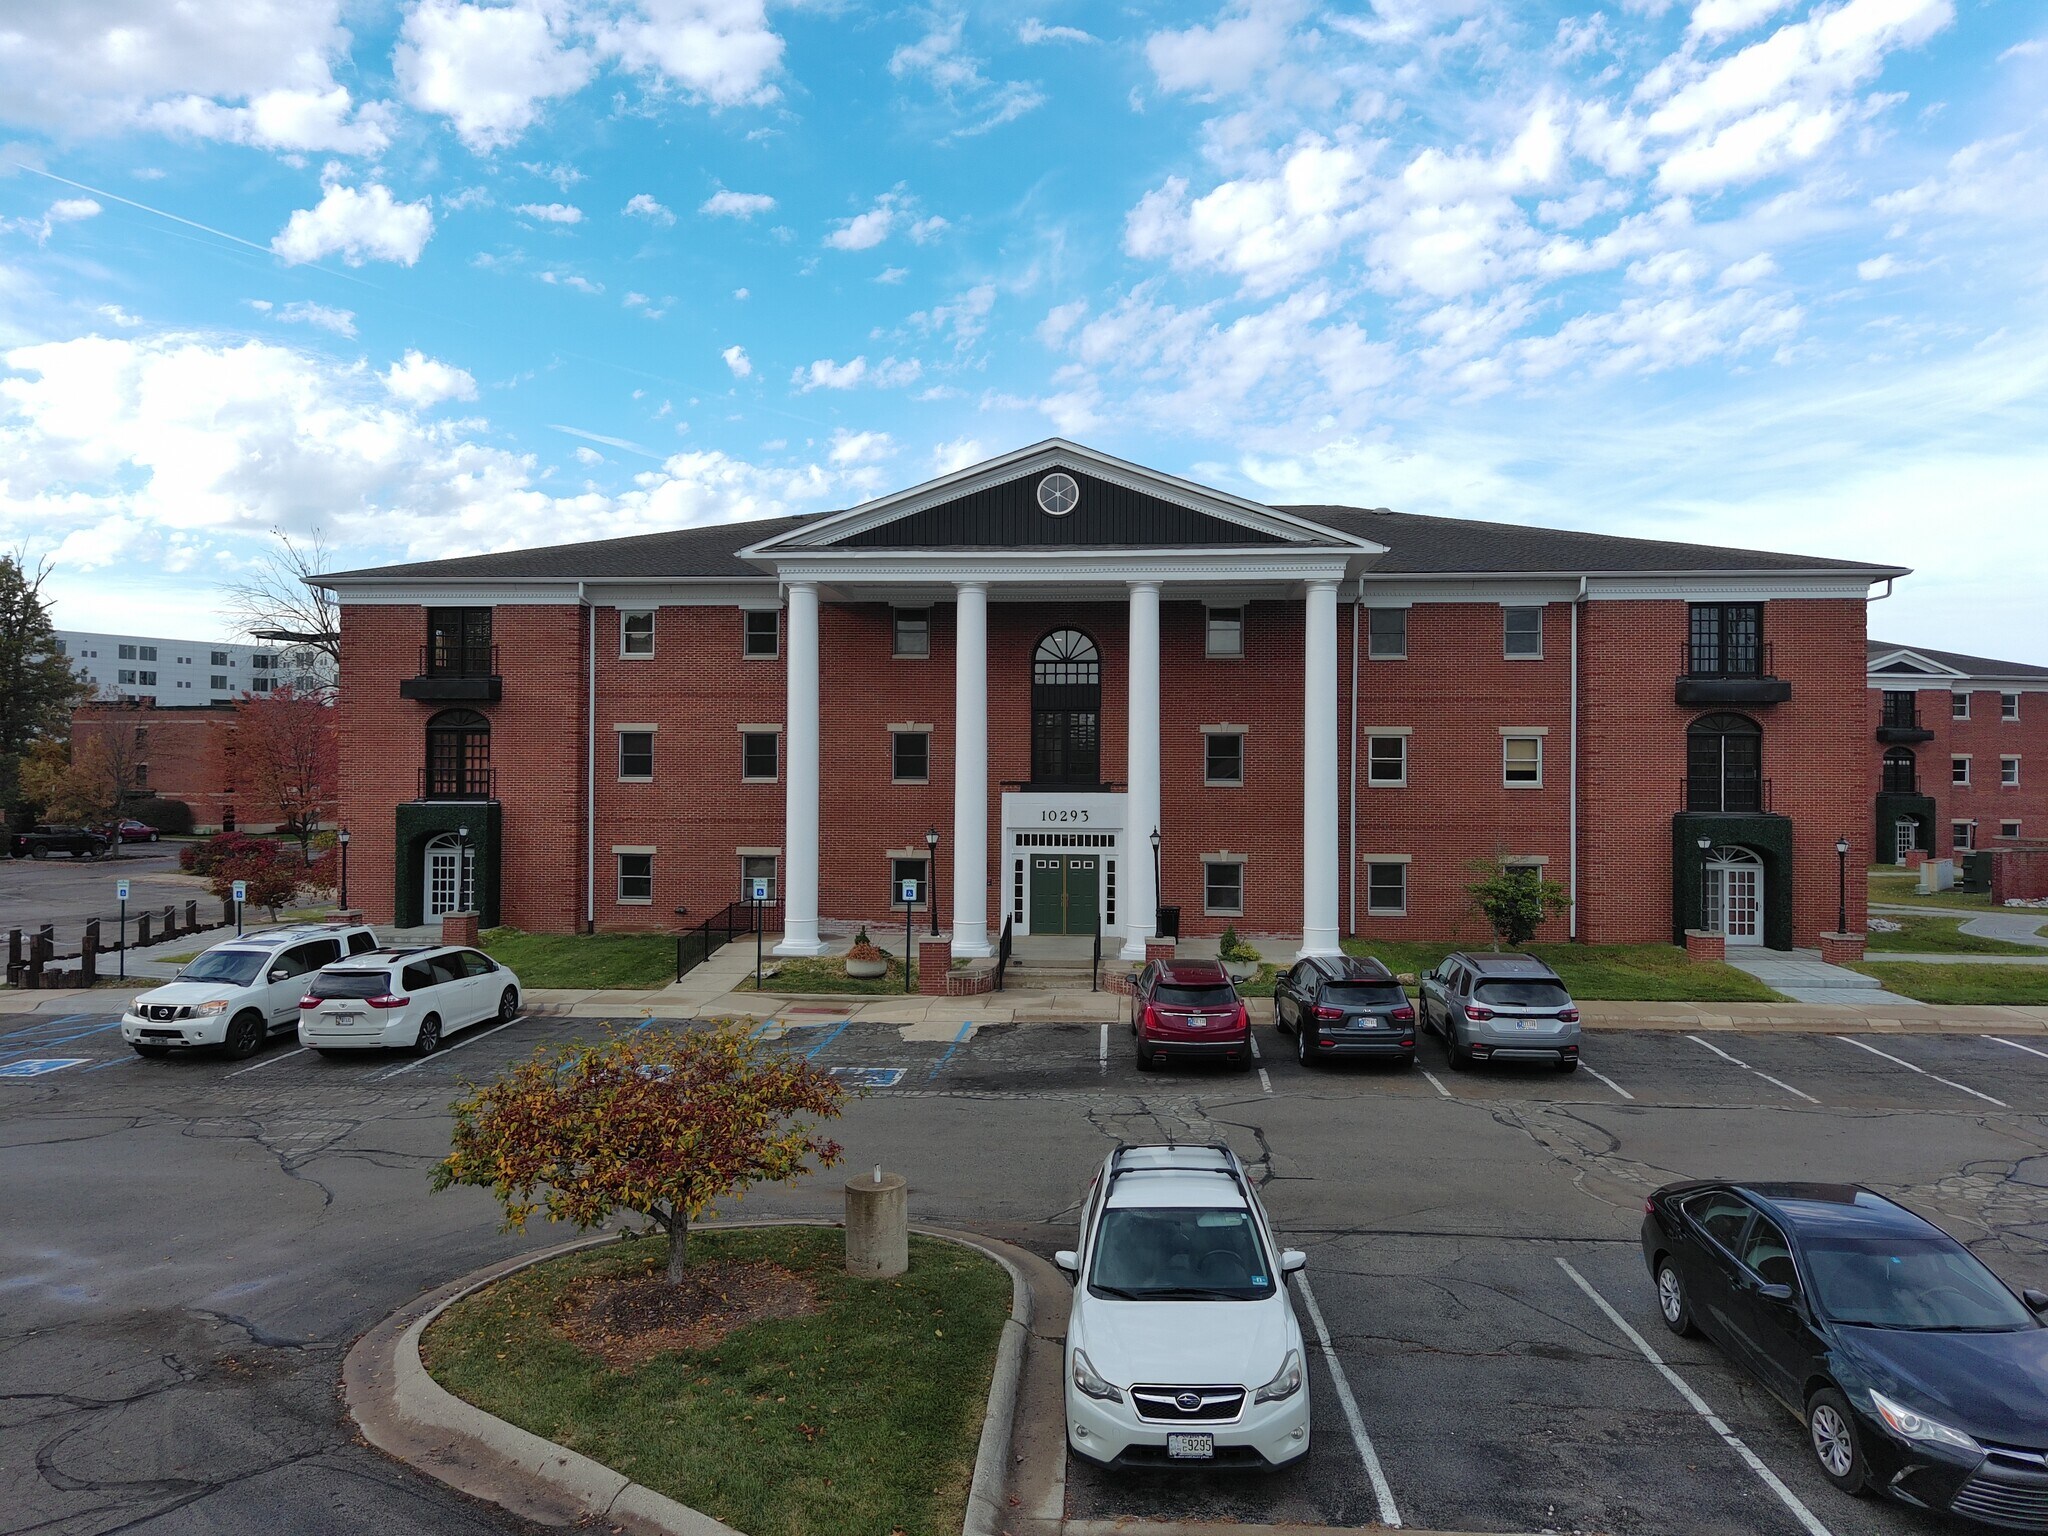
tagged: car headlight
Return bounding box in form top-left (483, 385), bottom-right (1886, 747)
top-left (1071, 1348), bottom-right (1123, 1403)
top-left (130, 997), bottom-right (150, 1014)
top-left (1253, 1348), bottom-right (1303, 1404)
top-left (1870, 1390), bottom-right (1983, 1455)
top-left (194, 1000), bottom-right (230, 1015)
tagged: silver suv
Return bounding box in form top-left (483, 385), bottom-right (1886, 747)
top-left (123, 923), bottom-right (381, 1059)
top-left (1419, 952), bottom-right (1581, 1072)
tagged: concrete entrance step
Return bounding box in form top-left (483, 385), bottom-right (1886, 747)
top-left (1724, 946), bottom-right (1916, 1004)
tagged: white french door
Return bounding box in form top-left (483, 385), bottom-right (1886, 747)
top-left (1894, 818), bottom-right (1919, 865)
top-left (1704, 847), bottom-right (1764, 946)
top-left (424, 834), bottom-right (474, 919)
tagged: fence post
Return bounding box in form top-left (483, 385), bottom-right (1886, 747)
top-left (162, 903), bottom-right (178, 940)
top-left (222, 896), bottom-right (235, 926)
top-left (185, 900), bottom-right (198, 932)
top-left (7, 928), bottom-right (19, 987)
top-left (28, 930), bottom-right (49, 989)
top-left (136, 912), bottom-right (152, 948)
top-left (81, 921), bottom-right (98, 986)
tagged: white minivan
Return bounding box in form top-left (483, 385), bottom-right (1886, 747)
top-left (123, 924), bottom-right (381, 1059)
top-left (298, 945), bottom-right (521, 1057)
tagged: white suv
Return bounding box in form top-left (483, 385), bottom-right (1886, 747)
top-left (298, 945), bottom-right (521, 1057)
top-left (123, 924), bottom-right (381, 1059)
top-left (1056, 1144), bottom-right (1311, 1471)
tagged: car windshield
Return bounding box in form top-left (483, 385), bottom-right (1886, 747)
top-left (1805, 1235), bottom-right (2035, 1331)
top-left (1090, 1206), bottom-right (1275, 1300)
top-left (1474, 980), bottom-right (1571, 1007)
top-left (1154, 984), bottom-right (1235, 1008)
top-left (176, 950), bottom-right (267, 986)
top-left (1327, 983), bottom-right (1405, 1006)
top-left (308, 972), bottom-right (390, 1000)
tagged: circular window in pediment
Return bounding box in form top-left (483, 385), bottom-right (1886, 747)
top-left (1036, 471), bottom-right (1079, 516)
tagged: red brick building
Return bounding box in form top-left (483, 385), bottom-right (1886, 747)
top-left (1868, 642), bottom-right (2048, 863)
top-left (69, 700), bottom-right (309, 833)
top-left (319, 441), bottom-right (1902, 953)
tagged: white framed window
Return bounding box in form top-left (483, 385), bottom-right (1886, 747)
top-left (739, 853), bottom-right (778, 902)
top-left (1202, 857), bottom-right (1245, 917)
top-left (1367, 608), bottom-right (1407, 660)
top-left (893, 608), bottom-right (931, 658)
top-left (891, 726), bottom-right (930, 783)
top-left (621, 609), bottom-right (654, 657)
top-left (1203, 725), bottom-right (1245, 786)
top-left (1502, 605), bottom-right (1543, 659)
top-left (2003, 756), bottom-right (2021, 787)
top-left (614, 850), bottom-right (654, 905)
top-left (2004, 692), bottom-right (2022, 721)
top-left (742, 609), bottom-right (779, 659)
top-left (617, 727), bottom-right (655, 781)
top-left (1953, 692), bottom-right (1971, 720)
top-left (2002, 820), bottom-right (2023, 840)
top-left (1952, 755), bottom-right (1971, 786)
top-left (1364, 857), bottom-right (1409, 916)
top-left (1502, 732), bottom-right (1544, 788)
top-left (1953, 820), bottom-right (1976, 851)
top-left (741, 727), bottom-right (780, 782)
top-left (890, 854), bottom-right (930, 908)
top-left (1366, 731), bottom-right (1408, 787)
top-left (1205, 606), bottom-right (1244, 658)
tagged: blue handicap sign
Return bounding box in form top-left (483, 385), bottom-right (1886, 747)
top-left (751, 877), bottom-right (770, 902)
top-left (231, 879), bottom-right (247, 903)
top-left (830, 1066), bottom-right (907, 1089)
top-left (116, 879), bottom-right (130, 902)
top-left (0, 1058), bottom-right (89, 1078)
top-left (900, 879), bottom-right (918, 905)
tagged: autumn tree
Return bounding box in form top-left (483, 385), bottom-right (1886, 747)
top-left (433, 1028), bottom-right (846, 1284)
top-left (21, 719), bottom-right (147, 848)
top-left (220, 527), bottom-right (341, 674)
top-left (233, 685), bottom-right (336, 857)
top-left (0, 554), bottom-right (89, 810)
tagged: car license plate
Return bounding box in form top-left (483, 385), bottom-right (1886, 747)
top-left (1350, 1017), bottom-right (1378, 1029)
top-left (331, 1011), bottom-right (361, 1025)
top-left (1167, 1433), bottom-right (1214, 1460)
top-left (1516, 1019), bottom-right (1545, 1031)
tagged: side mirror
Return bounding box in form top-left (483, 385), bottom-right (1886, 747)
top-left (1421, 969), bottom-right (1437, 983)
top-left (1757, 1282), bottom-right (1795, 1304)
top-left (1280, 1249), bottom-right (1307, 1275)
top-left (1053, 1250), bottom-right (1079, 1280)
top-left (268, 967), bottom-right (289, 982)
top-left (2023, 1288), bottom-right (2048, 1314)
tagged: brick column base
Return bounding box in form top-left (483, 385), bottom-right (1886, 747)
top-left (440, 912), bottom-right (480, 948)
top-left (917, 937), bottom-right (953, 996)
top-left (1683, 928), bottom-right (1726, 964)
top-left (332, 910), bottom-right (366, 927)
top-left (1819, 932), bottom-right (1866, 966)
top-left (1904, 849), bottom-right (1927, 870)
top-left (1144, 939), bottom-right (1176, 964)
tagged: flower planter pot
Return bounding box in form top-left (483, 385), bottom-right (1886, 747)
top-left (845, 957), bottom-right (889, 980)
top-left (1222, 959), bottom-right (1260, 983)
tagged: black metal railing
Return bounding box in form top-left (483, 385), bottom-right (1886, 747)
top-left (420, 642), bottom-right (499, 678)
top-left (675, 900), bottom-right (783, 980)
top-left (994, 913), bottom-right (1014, 992)
top-left (417, 766), bottom-right (495, 800)
top-left (1091, 917), bottom-right (1102, 993)
top-left (1881, 692), bottom-right (1921, 731)
top-left (1682, 775), bottom-right (1772, 815)
top-left (1684, 638), bottom-right (1771, 680)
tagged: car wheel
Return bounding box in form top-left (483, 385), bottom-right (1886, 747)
top-left (1557, 1057), bottom-right (1580, 1074)
top-left (29, 845), bottom-right (47, 859)
top-left (1447, 1029), bottom-right (1472, 1071)
top-left (1235, 1041), bottom-right (1255, 1072)
top-left (130, 1043), bottom-right (170, 1059)
top-left (1135, 1040), bottom-right (1155, 1071)
top-left (413, 1014), bottom-right (442, 1057)
top-left (221, 1009), bottom-right (267, 1060)
top-left (1655, 1259), bottom-right (1698, 1337)
top-left (1806, 1388), bottom-right (1868, 1495)
top-left (1398, 1052), bottom-right (1415, 1069)
top-left (1296, 1021), bottom-right (1316, 1068)
top-left (497, 986), bottom-right (519, 1023)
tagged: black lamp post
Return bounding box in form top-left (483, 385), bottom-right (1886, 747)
top-left (1696, 834), bottom-right (1713, 932)
top-left (1150, 826), bottom-right (1162, 931)
top-left (925, 824), bottom-right (941, 937)
top-left (1836, 836), bottom-right (1851, 935)
top-left (456, 824), bottom-right (471, 914)
top-left (337, 826), bottom-right (351, 911)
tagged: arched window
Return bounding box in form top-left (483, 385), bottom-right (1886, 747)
top-left (1032, 630), bottom-right (1101, 787)
top-left (1686, 712), bottom-right (1762, 813)
top-left (1882, 748), bottom-right (1917, 795)
top-left (425, 708), bottom-right (492, 799)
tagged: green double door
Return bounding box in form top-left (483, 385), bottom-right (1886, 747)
top-left (1029, 854), bottom-right (1100, 936)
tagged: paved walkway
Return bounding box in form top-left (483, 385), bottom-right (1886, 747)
top-left (1724, 946), bottom-right (1915, 1006)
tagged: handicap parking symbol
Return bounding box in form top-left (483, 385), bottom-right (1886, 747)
top-left (0, 1058), bottom-right (90, 1078)
top-left (830, 1066), bottom-right (907, 1089)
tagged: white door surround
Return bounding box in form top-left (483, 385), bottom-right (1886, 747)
top-left (1703, 846), bottom-right (1764, 946)
top-left (1002, 791), bottom-right (1125, 941)
top-left (423, 832), bottom-right (473, 919)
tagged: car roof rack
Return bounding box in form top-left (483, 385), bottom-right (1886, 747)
top-left (1104, 1139), bottom-right (1251, 1201)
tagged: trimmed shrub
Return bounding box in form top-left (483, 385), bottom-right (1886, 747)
top-left (128, 797), bottom-right (195, 836)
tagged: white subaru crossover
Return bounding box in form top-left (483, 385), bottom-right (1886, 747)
top-left (1057, 1143), bottom-right (1311, 1470)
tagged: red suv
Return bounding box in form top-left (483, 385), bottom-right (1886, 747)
top-left (1130, 957), bottom-right (1252, 1072)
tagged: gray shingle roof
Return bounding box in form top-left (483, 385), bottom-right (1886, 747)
top-left (317, 502), bottom-right (1903, 584)
top-left (1869, 641), bottom-right (2048, 680)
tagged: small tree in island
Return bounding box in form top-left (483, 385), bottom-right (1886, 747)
top-left (1466, 863), bottom-right (1571, 949)
top-left (432, 1026), bottom-right (846, 1284)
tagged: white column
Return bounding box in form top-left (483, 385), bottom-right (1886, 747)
top-left (1120, 580), bottom-right (1161, 960)
top-left (1301, 578), bottom-right (1341, 957)
top-left (950, 581), bottom-right (991, 956)
top-left (775, 581), bottom-right (827, 955)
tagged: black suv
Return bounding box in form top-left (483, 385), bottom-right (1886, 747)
top-left (11, 825), bottom-right (111, 859)
top-left (1273, 955), bottom-right (1416, 1067)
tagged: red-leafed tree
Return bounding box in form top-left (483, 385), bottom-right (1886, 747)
top-left (233, 685), bottom-right (335, 858)
top-left (432, 1028), bottom-right (846, 1284)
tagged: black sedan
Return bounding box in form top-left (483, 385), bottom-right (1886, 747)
top-left (1643, 1181), bottom-right (2048, 1527)
top-left (1272, 954), bottom-right (1416, 1067)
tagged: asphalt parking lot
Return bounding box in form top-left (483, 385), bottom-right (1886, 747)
top-left (0, 838), bottom-right (198, 934)
top-left (6, 1005), bottom-right (2044, 1535)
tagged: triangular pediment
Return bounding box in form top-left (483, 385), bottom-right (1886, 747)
top-left (1868, 648), bottom-right (1964, 679)
top-left (740, 440), bottom-right (1383, 557)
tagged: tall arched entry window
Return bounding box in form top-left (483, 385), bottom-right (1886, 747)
top-left (1882, 748), bottom-right (1917, 794)
top-left (423, 831), bottom-right (475, 918)
top-left (1686, 713), bottom-right (1762, 813)
top-left (1032, 630), bottom-right (1101, 787)
top-left (424, 709), bottom-right (492, 799)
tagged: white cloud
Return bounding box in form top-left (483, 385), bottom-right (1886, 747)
top-left (876, 266), bottom-right (909, 284)
top-left (828, 428), bottom-right (892, 465)
top-left (140, 86), bottom-right (395, 154)
top-left (3, 197), bottom-right (101, 245)
top-left (394, 0), bottom-right (596, 152)
top-left (930, 435), bottom-right (986, 473)
top-left (538, 270), bottom-right (604, 293)
top-left (95, 304), bottom-right (143, 328)
top-left (1686, 0), bottom-right (1796, 44)
top-left (574, 444), bottom-right (603, 465)
top-left (1857, 252), bottom-right (1899, 279)
top-left (794, 356), bottom-right (867, 390)
top-left (700, 189), bottom-right (776, 218)
top-left (266, 300), bottom-right (359, 337)
top-left (911, 283), bottom-right (997, 347)
top-left (908, 214), bottom-right (950, 243)
top-left (519, 159), bottom-right (584, 188)
top-left (721, 344), bottom-right (752, 377)
top-left (624, 192), bottom-right (676, 224)
top-left (827, 200), bottom-right (898, 251)
top-left (380, 349), bottom-right (479, 407)
top-left (1145, 1), bottom-right (1300, 95)
top-left (889, 14), bottom-right (1045, 134)
top-left (595, 0), bottom-right (785, 109)
top-left (1019, 19), bottom-right (1095, 44)
top-left (271, 183), bottom-right (434, 266)
top-left (513, 201), bottom-right (583, 223)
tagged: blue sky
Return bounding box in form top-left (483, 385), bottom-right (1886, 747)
top-left (0, 0), bottom-right (2043, 656)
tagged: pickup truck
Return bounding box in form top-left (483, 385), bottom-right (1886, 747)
top-left (11, 825), bottom-right (111, 859)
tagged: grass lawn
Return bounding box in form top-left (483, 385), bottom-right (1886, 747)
top-left (478, 929), bottom-right (676, 990)
top-left (1867, 874), bottom-right (1999, 913)
top-left (737, 955), bottom-right (917, 994)
top-left (1850, 963), bottom-right (2048, 1006)
top-left (422, 1227), bottom-right (1010, 1536)
top-left (1866, 915), bottom-right (2045, 955)
top-left (1232, 962), bottom-right (1283, 998)
top-left (1340, 938), bottom-right (1780, 1002)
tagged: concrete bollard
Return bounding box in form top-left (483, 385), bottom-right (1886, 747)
top-left (844, 1168), bottom-right (909, 1278)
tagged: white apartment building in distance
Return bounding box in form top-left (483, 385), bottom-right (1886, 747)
top-left (56, 631), bottom-right (333, 704)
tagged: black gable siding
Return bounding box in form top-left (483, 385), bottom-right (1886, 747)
top-left (840, 467), bottom-right (1290, 549)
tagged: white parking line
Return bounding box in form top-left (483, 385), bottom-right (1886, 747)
top-left (1555, 1258), bottom-right (1836, 1536)
top-left (1990, 1036), bottom-right (2048, 1063)
top-left (1580, 1064), bottom-right (1634, 1101)
top-left (1292, 1270), bottom-right (1402, 1528)
top-left (223, 1046), bottom-right (307, 1079)
top-left (1685, 1034), bottom-right (1820, 1105)
top-left (1835, 1035), bottom-right (2007, 1107)
top-left (1098, 1024), bottom-right (1108, 1069)
top-left (1420, 1069), bottom-right (1451, 1100)
top-left (375, 1017), bottom-right (524, 1080)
